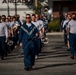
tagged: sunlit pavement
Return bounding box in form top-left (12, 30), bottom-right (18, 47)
top-left (0, 32), bottom-right (76, 75)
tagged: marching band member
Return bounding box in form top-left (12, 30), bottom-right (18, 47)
top-left (0, 16), bottom-right (8, 60)
top-left (10, 16), bottom-right (20, 48)
top-left (19, 14), bottom-right (38, 71)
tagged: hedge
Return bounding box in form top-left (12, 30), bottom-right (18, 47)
top-left (48, 18), bottom-right (60, 32)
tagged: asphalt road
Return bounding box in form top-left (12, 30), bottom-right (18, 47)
top-left (0, 33), bottom-right (76, 75)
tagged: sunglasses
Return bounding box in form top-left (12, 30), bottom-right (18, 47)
top-left (26, 17), bottom-right (30, 19)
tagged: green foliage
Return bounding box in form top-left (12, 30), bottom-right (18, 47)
top-left (48, 18), bottom-right (60, 32)
top-left (34, 2), bottom-right (43, 16)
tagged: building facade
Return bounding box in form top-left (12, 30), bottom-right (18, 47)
top-left (0, 0), bottom-right (76, 19)
top-left (53, 0), bottom-right (76, 18)
top-left (40, 0), bottom-right (76, 18)
top-left (0, 0), bottom-right (34, 19)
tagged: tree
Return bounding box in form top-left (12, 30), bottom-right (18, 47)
top-left (34, 0), bottom-right (43, 15)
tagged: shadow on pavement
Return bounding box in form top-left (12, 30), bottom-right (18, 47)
top-left (33, 62), bottom-right (76, 70)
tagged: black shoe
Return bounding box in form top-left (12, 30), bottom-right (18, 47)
top-left (1, 56), bottom-right (4, 60)
top-left (70, 55), bottom-right (74, 59)
top-left (28, 67), bottom-right (32, 71)
top-left (24, 67), bottom-right (29, 71)
top-left (24, 67), bottom-right (32, 71)
top-left (67, 49), bottom-right (70, 51)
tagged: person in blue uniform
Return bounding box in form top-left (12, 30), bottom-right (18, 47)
top-left (31, 14), bottom-right (40, 59)
top-left (35, 14), bottom-right (44, 59)
top-left (10, 16), bottom-right (20, 48)
top-left (0, 17), bottom-right (8, 60)
top-left (67, 13), bottom-right (76, 59)
top-left (31, 14), bottom-right (43, 59)
top-left (19, 14), bottom-right (38, 71)
top-left (62, 14), bottom-right (71, 50)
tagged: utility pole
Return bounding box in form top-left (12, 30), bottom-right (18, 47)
top-left (15, 0), bottom-right (17, 15)
top-left (35, 0), bottom-right (38, 8)
top-left (7, 0), bottom-right (10, 16)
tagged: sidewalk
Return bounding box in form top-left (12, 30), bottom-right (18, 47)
top-left (46, 32), bottom-right (63, 35)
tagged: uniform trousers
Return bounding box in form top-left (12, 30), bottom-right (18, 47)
top-left (69, 33), bottom-right (76, 55)
top-left (22, 40), bottom-right (35, 68)
top-left (0, 36), bottom-right (5, 57)
top-left (64, 33), bottom-right (67, 44)
top-left (35, 38), bottom-right (41, 55)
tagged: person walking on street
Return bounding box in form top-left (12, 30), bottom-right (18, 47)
top-left (0, 17), bottom-right (8, 60)
top-left (19, 14), bottom-right (38, 71)
top-left (67, 13), bottom-right (76, 59)
top-left (31, 14), bottom-right (41, 59)
top-left (35, 14), bottom-right (45, 53)
top-left (62, 14), bottom-right (71, 50)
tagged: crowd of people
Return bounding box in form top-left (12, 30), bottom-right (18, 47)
top-left (1, 12), bottom-right (76, 71)
top-left (62, 13), bottom-right (76, 59)
top-left (0, 13), bottom-right (48, 70)
top-left (0, 14), bottom-right (23, 59)
top-left (19, 14), bottom-right (48, 71)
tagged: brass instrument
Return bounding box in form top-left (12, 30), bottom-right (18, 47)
top-left (7, 40), bottom-right (14, 46)
top-left (13, 22), bottom-right (20, 29)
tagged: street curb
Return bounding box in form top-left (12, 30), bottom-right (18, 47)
top-left (46, 32), bottom-right (63, 35)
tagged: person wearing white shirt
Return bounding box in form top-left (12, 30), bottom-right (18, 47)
top-left (67, 13), bottom-right (76, 59)
top-left (0, 20), bottom-right (8, 60)
top-left (31, 14), bottom-right (40, 59)
top-left (35, 14), bottom-right (44, 38)
top-left (10, 16), bottom-right (20, 48)
top-left (62, 14), bottom-right (71, 51)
